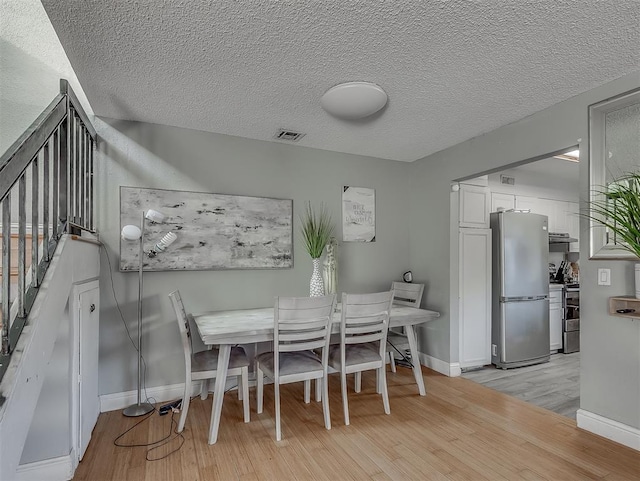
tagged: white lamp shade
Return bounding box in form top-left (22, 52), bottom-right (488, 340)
top-left (121, 224), bottom-right (142, 241)
top-left (145, 209), bottom-right (166, 223)
top-left (321, 81), bottom-right (388, 120)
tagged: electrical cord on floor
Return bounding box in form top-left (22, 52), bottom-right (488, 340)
top-left (145, 412), bottom-right (185, 462)
top-left (387, 340), bottom-right (414, 368)
top-left (113, 406), bottom-right (185, 461)
top-left (113, 388), bottom-right (240, 461)
top-left (101, 244), bottom-right (153, 405)
top-left (201, 383), bottom-right (240, 396)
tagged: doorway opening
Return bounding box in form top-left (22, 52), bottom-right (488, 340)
top-left (453, 147), bottom-right (580, 419)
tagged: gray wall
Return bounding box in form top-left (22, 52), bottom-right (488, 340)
top-left (407, 71), bottom-right (640, 429)
top-left (95, 118), bottom-right (412, 395)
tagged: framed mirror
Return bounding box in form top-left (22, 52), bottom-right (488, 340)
top-left (588, 87), bottom-right (640, 259)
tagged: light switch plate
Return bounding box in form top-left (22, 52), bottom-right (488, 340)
top-left (598, 268), bottom-right (611, 286)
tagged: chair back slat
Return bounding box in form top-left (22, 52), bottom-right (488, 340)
top-left (279, 329), bottom-right (326, 342)
top-left (277, 297), bottom-right (336, 319)
top-left (344, 333), bottom-right (384, 345)
top-left (274, 295), bottom-right (336, 374)
top-left (169, 290), bottom-right (192, 372)
top-left (391, 281), bottom-right (424, 307)
top-left (279, 339), bottom-right (327, 352)
top-left (278, 317), bottom-right (328, 330)
top-left (340, 291), bottom-right (393, 357)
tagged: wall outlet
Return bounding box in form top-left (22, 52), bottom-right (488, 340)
top-left (492, 344), bottom-right (497, 357)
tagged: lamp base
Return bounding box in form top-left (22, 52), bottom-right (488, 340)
top-left (123, 401), bottom-right (154, 417)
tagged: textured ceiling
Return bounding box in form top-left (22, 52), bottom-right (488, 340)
top-left (42, 0), bottom-right (639, 162)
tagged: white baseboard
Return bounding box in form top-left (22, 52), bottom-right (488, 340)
top-left (577, 409), bottom-right (640, 451)
top-left (14, 454), bottom-right (75, 481)
top-left (100, 378), bottom-right (244, 413)
top-left (417, 352), bottom-right (461, 377)
top-left (101, 357), bottom-right (465, 414)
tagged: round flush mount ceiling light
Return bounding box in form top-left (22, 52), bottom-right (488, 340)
top-left (321, 82), bottom-right (388, 120)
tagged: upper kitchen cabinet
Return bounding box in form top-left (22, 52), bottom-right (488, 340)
top-left (515, 196), bottom-right (579, 246)
top-left (491, 192), bottom-right (515, 213)
top-left (515, 195), bottom-right (540, 215)
top-left (459, 183), bottom-right (490, 228)
top-left (516, 196), bottom-right (556, 230)
top-left (568, 202), bottom-right (579, 247)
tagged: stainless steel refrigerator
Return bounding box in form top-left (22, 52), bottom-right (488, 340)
top-left (490, 211), bottom-right (550, 369)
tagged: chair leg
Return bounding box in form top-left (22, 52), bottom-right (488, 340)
top-left (256, 365), bottom-right (264, 414)
top-left (341, 371), bottom-right (350, 426)
top-left (237, 375), bottom-right (243, 400)
top-left (275, 381), bottom-right (282, 441)
top-left (379, 367), bottom-right (390, 415)
top-left (304, 379), bottom-right (311, 403)
top-left (321, 375), bottom-right (331, 430)
top-left (376, 369), bottom-right (381, 394)
top-left (355, 371), bottom-right (361, 393)
top-left (200, 379), bottom-right (209, 400)
top-left (177, 380), bottom-right (191, 433)
top-left (389, 351), bottom-right (396, 373)
top-left (315, 378), bottom-right (322, 402)
top-left (241, 366), bottom-right (250, 423)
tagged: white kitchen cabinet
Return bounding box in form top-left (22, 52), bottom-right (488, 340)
top-left (565, 201), bottom-right (580, 251)
top-left (515, 196), bottom-right (580, 235)
top-left (539, 199), bottom-right (561, 232)
top-left (549, 288), bottom-right (563, 351)
top-left (459, 227), bottom-right (492, 368)
top-left (491, 192), bottom-right (515, 213)
top-left (459, 184), bottom-right (490, 228)
top-left (515, 195), bottom-right (552, 226)
top-left (515, 195), bottom-right (539, 214)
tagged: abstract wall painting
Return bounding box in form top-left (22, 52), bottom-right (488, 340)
top-left (120, 187), bottom-right (293, 271)
top-left (342, 186), bottom-right (375, 242)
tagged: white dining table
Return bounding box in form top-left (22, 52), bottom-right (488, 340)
top-left (192, 304), bottom-right (440, 444)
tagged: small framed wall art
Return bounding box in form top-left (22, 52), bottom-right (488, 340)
top-left (342, 186), bottom-right (375, 242)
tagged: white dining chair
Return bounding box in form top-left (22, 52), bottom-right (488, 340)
top-left (329, 291), bottom-right (393, 425)
top-left (387, 282), bottom-right (424, 372)
top-left (168, 290), bottom-right (250, 433)
top-left (256, 294), bottom-right (336, 441)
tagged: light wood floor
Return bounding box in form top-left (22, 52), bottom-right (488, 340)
top-left (73, 366), bottom-right (639, 480)
top-left (462, 353), bottom-right (580, 419)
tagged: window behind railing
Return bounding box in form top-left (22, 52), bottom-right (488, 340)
top-left (0, 79), bottom-right (96, 381)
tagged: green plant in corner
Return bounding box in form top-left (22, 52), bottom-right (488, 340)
top-left (300, 201), bottom-right (334, 259)
top-left (588, 171), bottom-right (640, 258)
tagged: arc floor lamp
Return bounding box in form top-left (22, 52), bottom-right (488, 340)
top-left (121, 209), bottom-right (176, 416)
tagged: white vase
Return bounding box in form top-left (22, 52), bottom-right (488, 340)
top-left (310, 258), bottom-right (324, 297)
top-left (635, 263), bottom-right (640, 299)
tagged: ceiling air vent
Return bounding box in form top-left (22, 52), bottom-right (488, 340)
top-left (274, 129), bottom-right (306, 142)
top-left (500, 175), bottom-right (515, 185)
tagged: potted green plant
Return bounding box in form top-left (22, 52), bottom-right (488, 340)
top-left (588, 171), bottom-right (640, 297)
top-left (300, 202), bottom-right (334, 296)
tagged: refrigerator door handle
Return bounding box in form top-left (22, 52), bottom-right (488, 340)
top-left (500, 296), bottom-right (549, 302)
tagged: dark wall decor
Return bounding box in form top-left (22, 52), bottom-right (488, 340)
top-left (120, 187), bottom-right (293, 271)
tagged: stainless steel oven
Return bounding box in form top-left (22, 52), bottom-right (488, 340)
top-left (562, 286), bottom-right (580, 353)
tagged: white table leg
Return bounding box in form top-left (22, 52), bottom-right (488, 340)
top-left (208, 344), bottom-right (231, 444)
top-left (405, 325), bottom-right (426, 396)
